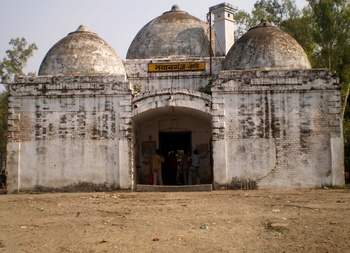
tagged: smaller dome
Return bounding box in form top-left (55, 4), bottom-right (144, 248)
top-left (126, 5), bottom-right (211, 59)
top-left (39, 25), bottom-right (126, 77)
top-left (223, 20), bottom-right (311, 70)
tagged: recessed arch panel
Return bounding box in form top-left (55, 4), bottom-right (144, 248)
top-left (131, 91), bottom-right (213, 186)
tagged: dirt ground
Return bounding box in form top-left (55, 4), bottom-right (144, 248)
top-left (0, 188), bottom-right (349, 253)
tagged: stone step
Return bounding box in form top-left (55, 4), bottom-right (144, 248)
top-left (136, 184), bottom-right (212, 192)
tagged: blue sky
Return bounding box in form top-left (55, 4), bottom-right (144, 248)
top-left (1, 0), bottom-right (308, 82)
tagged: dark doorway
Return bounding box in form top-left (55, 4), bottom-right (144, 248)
top-left (159, 132), bottom-right (191, 185)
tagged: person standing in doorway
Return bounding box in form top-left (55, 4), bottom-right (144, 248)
top-left (181, 151), bottom-right (190, 185)
top-left (188, 150), bottom-right (201, 185)
top-left (0, 170), bottom-right (6, 189)
top-left (152, 149), bottom-right (165, 185)
top-left (168, 151), bottom-right (177, 185)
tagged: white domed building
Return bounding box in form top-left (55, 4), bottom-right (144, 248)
top-left (6, 3), bottom-right (344, 192)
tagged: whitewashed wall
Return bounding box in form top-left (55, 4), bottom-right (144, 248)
top-left (6, 62), bottom-right (345, 192)
top-left (124, 57), bottom-right (223, 93)
top-left (7, 76), bottom-right (132, 192)
top-left (212, 69), bottom-right (344, 189)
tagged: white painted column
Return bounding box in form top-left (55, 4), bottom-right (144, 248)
top-left (213, 139), bottom-right (227, 188)
top-left (331, 136), bottom-right (345, 186)
top-left (209, 3), bottom-right (237, 56)
top-left (119, 139), bottom-right (132, 189)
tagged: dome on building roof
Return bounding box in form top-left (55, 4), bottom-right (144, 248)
top-left (222, 20), bottom-right (311, 70)
top-left (126, 5), bottom-right (211, 59)
top-left (39, 25), bottom-right (126, 77)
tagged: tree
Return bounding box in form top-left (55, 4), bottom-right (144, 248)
top-left (234, 10), bottom-right (255, 40)
top-left (0, 37), bottom-right (37, 171)
top-left (234, 0), bottom-right (302, 40)
top-left (0, 37), bottom-right (37, 83)
top-left (307, 0), bottom-right (350, 159)
top-left (307, 0), bottom-right (350, 70)
top-left (305, 1), bottom-right (350, 154)
top-left (252, 0), bottom-right (300, 25)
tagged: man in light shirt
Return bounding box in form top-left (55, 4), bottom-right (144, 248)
top-left (188, 150), bottom-right (201, 185)
top-left (152, 149), bottom-right (165, 185)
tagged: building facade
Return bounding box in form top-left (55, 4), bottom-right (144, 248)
top-left (6, 3), bottom-right (344, 192)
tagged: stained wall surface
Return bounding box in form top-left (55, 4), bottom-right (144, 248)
top-left (211, 69), bottom-right (344, 189)
top-left (124, 57), bottom-right (223, 93)
top-left (7, 76), bottom-right (132, 192)
top-left (5, 4), bottom-right (345, 192)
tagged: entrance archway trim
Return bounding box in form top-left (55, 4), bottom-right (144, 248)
top-left (132, 89), bottom-right (212, 117)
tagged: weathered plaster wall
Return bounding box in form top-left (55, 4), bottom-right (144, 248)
top-left (212, 69), bottom-right (344, 189)
top-left (6, 64), bottom-right (344, 191)
top-left (124, 57), bottom-right (223, 93)
top-left (7, 76), bottom-right (132, 192)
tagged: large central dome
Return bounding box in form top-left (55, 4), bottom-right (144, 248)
top-left (126, 5), bottom-right (211, 59)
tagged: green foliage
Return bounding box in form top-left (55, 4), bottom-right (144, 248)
top-left (307, 0), bottom-right (350, 70)
top-left (306, 0), bottom-right (350, 155)
top-left (199, 85), bottom-right (212, 95)
top-left (133, 84), bottom-right (142, 94)
top-left (252, 0), bottom-right (300, 25)
top-left (0, 91), bottom-right (8, 170)
top-left (0, 37), bottom-right (37, 171)
top-left (234, 10), bottom-right (257, 40)
top-left (0, 37), bottom-right (38, 83)
top-left (234, 0), bottom-right (301, 40)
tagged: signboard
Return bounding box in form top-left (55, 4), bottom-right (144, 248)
top-left (148, 61), bottom-right (206, 72)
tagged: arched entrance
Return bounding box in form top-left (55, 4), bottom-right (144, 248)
top-left (132, 92), bottom-right (212, 187)
top-left (159, 131), bottom-right (191, 185)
